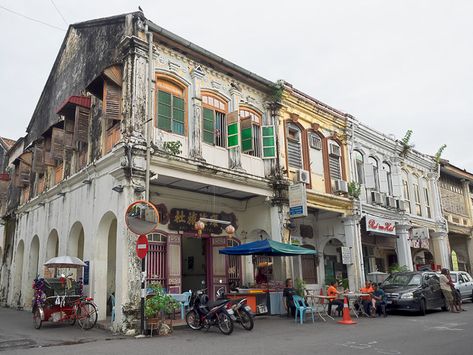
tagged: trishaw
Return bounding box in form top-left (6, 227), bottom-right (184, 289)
top-left (32, 256), bottom-right (98, 330)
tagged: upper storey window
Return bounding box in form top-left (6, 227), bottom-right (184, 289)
top-left (156, 79), bottom-right (186, 135)
top-left (402, 170), bottom-right (412, 214)
top-left (354, 150), bottom-right (364, 184)
top-left (328, 140), bottom-right (342, 180)
top-left (240, 108), bottom-right (262, 157)
top-left (286, 124), bottom-right (302, 169)
top-left (382, 162), bottom-right (393, 196)
top-left (368, 157), bottom-right (380, 191)
top-left (202, 93), bottom-right (228, 147)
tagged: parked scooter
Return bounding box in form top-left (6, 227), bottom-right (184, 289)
top-left (216, 286), bottom-right (254, 331)
top-left (185, 286), bottom-right (235, 335)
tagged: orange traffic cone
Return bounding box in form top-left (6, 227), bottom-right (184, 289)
top-left (338, 296), bottom-right (357, 325)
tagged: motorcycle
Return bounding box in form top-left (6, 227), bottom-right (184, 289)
top-left (185, 287), bottom-right (235, 335)
top-left (216, 287), bottom-right (254, 331)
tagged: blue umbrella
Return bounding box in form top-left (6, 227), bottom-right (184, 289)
top-left (219, 239), bottom-right (317, 256)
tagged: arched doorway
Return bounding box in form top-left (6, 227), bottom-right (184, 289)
top-left (46, 230), bottom-right (59, 261)
top-left (301, 244), bottom-right (318, 285)
top-left (14, 240), bottom-right (25, 307)
top-left (323, 238), bottom-right (347, 284)
top-left (95, 212), bottom-right (117, 321)
top-left (67, 222), bottom-right (84, 260)
top-left (25, 236), bottom-right (40, 305)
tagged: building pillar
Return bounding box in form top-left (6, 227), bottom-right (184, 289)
top-left (395, 223), bottom-right (414, 271)
top-left (189, 67), bottom-right (205, 160)
top-left (228, 87), bottom-right (243, 171)
top-left (269, 205), bottom-right (286, 282)
top-left (342, 216), bottom-right (363, 291)
top-left (431, 231), bottom-right (451, 269)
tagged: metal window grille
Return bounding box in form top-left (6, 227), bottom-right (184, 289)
top-left (287, 139), bottom-right (302, 168)
top-left (147, 234), bottom-right (167, 285)
top-left (215, 111), bottom-right (226, 147)
top-left (227, 239), bottom-right (242, 287)
top-left (329, 155), bottom-right (341, 180)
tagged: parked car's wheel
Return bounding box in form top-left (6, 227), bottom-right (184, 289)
top-left (418, 299), bottom-right (426, 316)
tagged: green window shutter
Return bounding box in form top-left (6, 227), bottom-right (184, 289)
top-left (202, 108), bottom-right (214, 144)
top-left (157, 90), bottom-right (171, 131)
top-left (226, 111), bottom-right (239, 149)
top-left (172, 96), bottom-right (185, 135)
top-left (240, 116), bottom-right (253, 152)
top-left (262, 125), bottom-right (276, 159)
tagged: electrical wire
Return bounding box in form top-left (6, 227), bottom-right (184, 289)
top-left (0, 4), bottom-right (66, 32)
top-left (49, 0), bottom-right (68, 26)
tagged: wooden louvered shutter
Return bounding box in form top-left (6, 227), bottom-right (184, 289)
top-left (33, 141), bottom-right (45, 173)
top-left (104, 80), bottom-right (122, 121)
top-left (172, 96), bottom-right (185, 134)
top-left (226, 111), bottom-right (239, 149)
top-left (157, 90), bottom-right (172, 131)
top-left (202, 108), bottom-right (215, 144)
top-left (240, 116), bottom-right (253, 153)
top-left (51, 127), bottom-right (64, 161)
top-left (262, 125), bottom-right (276, 159)
top-left (18, 152), bottom-right (32, 187)
top-left (74, 106), bottom-right (90, 145)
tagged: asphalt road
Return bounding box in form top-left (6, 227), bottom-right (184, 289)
top-left (1, 303), bottom-right (473, 355)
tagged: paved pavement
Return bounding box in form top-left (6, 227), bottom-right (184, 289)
top-left (1, 303), bottom-right (473, 354)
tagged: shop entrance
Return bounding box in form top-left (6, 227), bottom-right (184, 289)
top-left (323, 238), bottom-right (347, 284)
top-left (182, 237), bottom-right (208, 292)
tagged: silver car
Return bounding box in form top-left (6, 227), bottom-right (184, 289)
top-left (450, 271), bottom-right (473, 301)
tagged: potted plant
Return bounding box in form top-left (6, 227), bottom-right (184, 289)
top-left (145, 283), bottom-right (180, 335)
top-left (294, 278), bottom-right (306, 297)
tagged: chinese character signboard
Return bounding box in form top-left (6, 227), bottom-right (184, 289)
top-left (168, 208), bottom-right (237, 234)
top-left (341, 246), bottom-right (352, 264)
top-left (366, 215), bottom-right (396, 236)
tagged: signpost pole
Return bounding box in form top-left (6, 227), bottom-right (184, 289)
top-left (140, 258), bottom-right (145, 335)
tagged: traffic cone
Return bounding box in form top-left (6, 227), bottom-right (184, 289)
top-left (338, 296), bottom-right (357, 325)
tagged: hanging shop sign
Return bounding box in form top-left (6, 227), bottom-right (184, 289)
top-left (366, 215), bottom-right (396, 236)
top-left (341, 246), bottom-right (352, 265)
top-left (168, 208), bottom-right (238, 234)
top-left (411, 227), bottom-right (429, 240)
top-left (289, 183), bottom-right (308, 218)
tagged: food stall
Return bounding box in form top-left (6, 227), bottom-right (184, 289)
top-left (219, 239), bottom-right (317, 316)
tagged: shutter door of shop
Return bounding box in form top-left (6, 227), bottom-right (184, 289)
top-left (210, 236), bottom-right (228, 300)
top-left (167, 234), bottom-right (182, 294)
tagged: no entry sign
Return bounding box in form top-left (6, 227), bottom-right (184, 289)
top-left (136, 234), bottom-right (149, 259)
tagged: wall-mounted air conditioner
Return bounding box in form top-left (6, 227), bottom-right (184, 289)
top-left (397, 199), bottom-right (409, 212)
top-left (295, 169), bottom-right (310, 184)
top-left (386, 196), bottom-right (397, 209)
top-left (329, 144), bottom-right (341, 157)
top-left (334, 179), bottom-right (348, 194)
top-left (371, 191), bottom-right (383, 205)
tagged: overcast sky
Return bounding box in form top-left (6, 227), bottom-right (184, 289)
top-left (1, 0), bottom-right (472, 170)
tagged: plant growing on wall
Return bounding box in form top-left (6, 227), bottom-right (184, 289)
top-left (271, 80), bottom-right (285, 103)
top-left (434, 144), bottom-right (447, 165)
top-left (347, 181), bottom-right (361, 199)
top-left (162, 141), bottom-right (182, 156)
top-left (294, 278), bottom-right (306, 297)
top-left (399, 129), bottom-right (414, 157)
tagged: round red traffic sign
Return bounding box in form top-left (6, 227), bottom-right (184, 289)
top-left (136, 234), bottom-right (149, 259)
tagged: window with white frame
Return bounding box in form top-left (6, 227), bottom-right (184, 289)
top-left (368, 157), bottom-right (380, 191)
top-left (382, 162), bottom-right (393, 195)
top-left (239, 108), bottom-right (262, 157)
top-left (202, 94), bottom-right (228, 147)
top-left (413, 176), bottom-right (422, 216)
top-left (287, 124), bottom-right (303, 169)
top-left (354, 150), bottom-right (364, 184)
top-left (402, 170), bottom-right (412, 214)
top-left (309, 132), bottom-right (324, 176)
top-left (423, 178), bottom-right (432, 218)
top-left (328, 140), bottom-right (342, 180)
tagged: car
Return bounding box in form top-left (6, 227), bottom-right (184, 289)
top-left (449, 271), bottom-right (473, 302)
top-left (381, 271), bottom-right (447, 316)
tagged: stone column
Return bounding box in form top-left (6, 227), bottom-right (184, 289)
top-left (427, 172), bottom-right (443, 222)
top-left (189, 67), bottom-right (205, 161)
top-left (342, 215), bottom-right (363, 291)
top-left (395, 223), bottom-right (414, 271)
top-left (228, 87), bottom-right (243, 171)
top-left (431, 231), bottom-right (451, 269)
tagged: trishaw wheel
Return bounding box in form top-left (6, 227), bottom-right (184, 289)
top-left (77, 302), bottom-right (98, 330)
top-left (33, 308), bottom-right (42, 329)
top-left (67, 315), bottom-right (76, 326)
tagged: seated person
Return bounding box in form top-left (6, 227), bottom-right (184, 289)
top-left (255, 268), bottom-right (268, 285)
top-left (370, 283), bottom-right (386, 317)
top-left (283, 278), bottom-right (296, 317)
top-left (360, 281), bottom-right (374, 316)
top-left (327, 281), bottom-right (344, 316)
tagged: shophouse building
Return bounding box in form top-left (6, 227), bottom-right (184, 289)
top-left (0, 12), bottom-right (291, 331)
top-left (276, 83), bottom-right (358, 290)
top-left (439, 162), bottom-right (473, 273)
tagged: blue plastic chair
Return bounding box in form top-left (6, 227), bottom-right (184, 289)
top-left (180, 291), bottom-right (192, 319)
top-left (293, 295), bottom-right (315, 324)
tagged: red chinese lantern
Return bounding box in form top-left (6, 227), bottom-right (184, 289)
top-left (225, 224), bottom-right (235, 239)
top-left (195, 220), bottom-right (205, 237)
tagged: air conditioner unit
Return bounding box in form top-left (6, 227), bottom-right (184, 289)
top-left (295, 169), bottom-right (310, 184)
top-left (329, 144), bottom-right (341, 157)
top-left (386, 196), bottom-right (397, 209)
top-left (334, 179), bottom-right (348, 194)
top-left (371, 191), bottom-right (383, 205)
top-left (397, 199), bottom-right (409, 212)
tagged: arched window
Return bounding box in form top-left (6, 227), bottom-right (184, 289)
top-left (368, 157), bottom-right (380, 191)
top-left (354, 150), bottom-right (364, 184)
top-left (308, 132), bottom-right (324, 176)
top-left (423, 178), bottom-right (432, 218)
top-left (156, 78), bottom-right (186, 135)
top-left (402, 170), bottom-right (412, 214)
top-left (240, 107), bottom-right (262, 157)
top-left (328, 140), bottom-right (342, 180)
top-left (413, 175), bottom-right (422, 216)
top-left (286, 123), bottom-right (303, 169)
top-left (147, 233), bottom-right (167, 285)
top-left (202, 93), bottom-right (228, 147)
top-left (382, 162), bottom-right (393, 195)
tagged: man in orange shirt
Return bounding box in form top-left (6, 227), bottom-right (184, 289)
top-left (360, 281), bottom-right (374, 316)
top-left (327, 281), bottom-right (344, 317)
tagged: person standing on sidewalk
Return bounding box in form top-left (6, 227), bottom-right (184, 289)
top-left (440, 269), bottom-right (459, 313)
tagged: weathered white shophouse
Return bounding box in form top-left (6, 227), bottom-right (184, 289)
top-left (0, 12), bottom-right (288, 331)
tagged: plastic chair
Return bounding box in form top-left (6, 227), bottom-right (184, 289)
top-left (293, 295), bottom-right (315, 324)
top-left (180, 291), bottom-right (192, 319)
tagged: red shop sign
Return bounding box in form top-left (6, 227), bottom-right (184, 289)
top-left (366, 215), bottom-right (396, 236)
